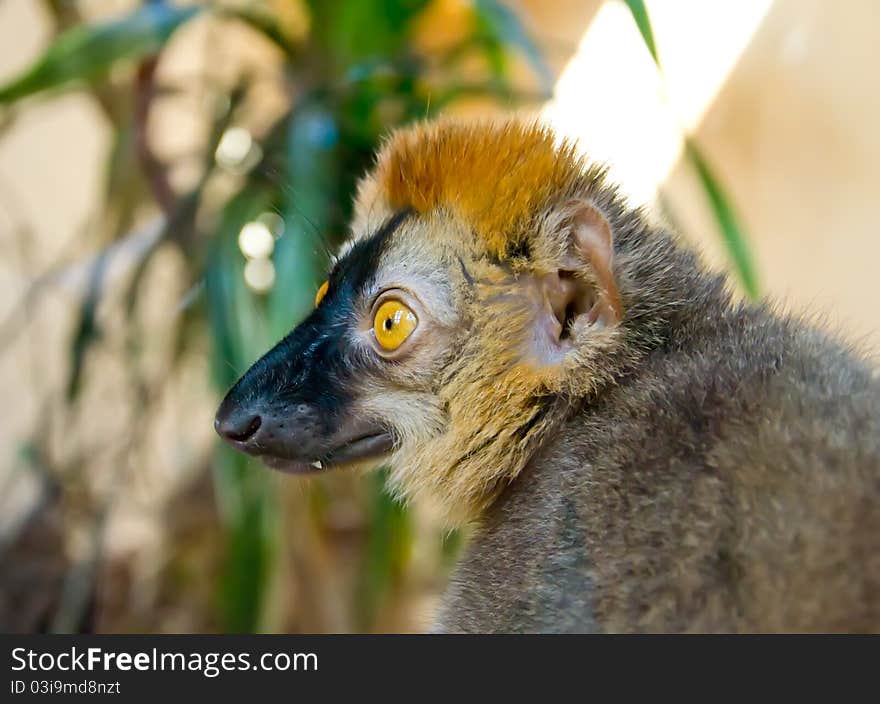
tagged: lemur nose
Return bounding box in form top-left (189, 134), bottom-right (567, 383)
top-left (214, 406), bottom-right (262, 446)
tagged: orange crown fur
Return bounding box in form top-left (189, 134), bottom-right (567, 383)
top-left (372, 119), bottom-right (585, 258)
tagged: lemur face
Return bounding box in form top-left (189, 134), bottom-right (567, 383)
top-left (214, 209), bottom-right (467, 476)
top-left (216, 118), bottom-right (627, 523)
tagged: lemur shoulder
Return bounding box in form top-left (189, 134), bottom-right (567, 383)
top-left (216, 118), bottom-right (880, 633)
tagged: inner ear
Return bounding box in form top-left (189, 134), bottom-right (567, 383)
top-left (539, 269), bottom-right (598, 343)
top-left (527, 203), bottom-right (621, 365)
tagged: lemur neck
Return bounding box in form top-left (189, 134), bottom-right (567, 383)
top-left (614, 220), bottom-right (732, 351)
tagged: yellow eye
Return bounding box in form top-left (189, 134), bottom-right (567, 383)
top-left (315, 280), bottom-right (329, 307)
top-left (373, 300), bottom-right (418, 351)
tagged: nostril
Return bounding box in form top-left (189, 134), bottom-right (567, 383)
top-left (218, 413), bottom-right (262, 443)
top-left (231, 414), bottom-right (262, 442)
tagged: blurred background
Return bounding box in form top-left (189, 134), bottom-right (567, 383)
top-left (0, 0), bottom-right (877, 633)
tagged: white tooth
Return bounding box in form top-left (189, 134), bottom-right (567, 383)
top-left (310, 460), bottom-right (323, 470)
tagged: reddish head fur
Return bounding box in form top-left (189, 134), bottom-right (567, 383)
top-left (371, 118), bottom-right (585, 258)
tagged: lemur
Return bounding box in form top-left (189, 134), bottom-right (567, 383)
top-left (215, 118), bottom-right (880, 633)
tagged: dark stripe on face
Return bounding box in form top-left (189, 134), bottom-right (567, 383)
top-left (327, 208), bottom-right (412, 300)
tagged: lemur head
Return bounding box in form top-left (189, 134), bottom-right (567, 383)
top-left (215, 118), bottom-right (706, 524)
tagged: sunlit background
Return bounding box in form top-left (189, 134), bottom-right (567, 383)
top-left (1, 0), bottom-right (877, 633)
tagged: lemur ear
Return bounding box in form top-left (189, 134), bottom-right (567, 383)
top-left (566, 200), bottom-right (622, 326)
top-left (529, 201), bottom-right (622, 365)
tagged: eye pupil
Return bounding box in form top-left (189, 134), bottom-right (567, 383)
top-left (384, 317), bottom-right (393, 331)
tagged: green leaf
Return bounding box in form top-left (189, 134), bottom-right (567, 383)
top-left (0, 3), bottom-right (201, 104)
top-left (474, 0), bottom-right (553, 91)
top-left (205, 187), bottom-right (280, 632)
top-left (308, 0), bottom-right (430, 70)
top-left (621, 2), bottom-right (757, 297)
top-left (622, 0), bottom-right (660, 68)
top-left (357, 469), bottom-right (411, 630)
top-left (213, 445), bottom-right (277, 633)
top-left (685, 139), bottom-right (759, 299)
top-left (268, 102), bottom-right (339, 340)
top-left (205, 185), bottom-right (275, 388)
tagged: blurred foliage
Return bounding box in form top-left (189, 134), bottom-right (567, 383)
top-left (0, 0), bottom-right (547, 633)
top-left (623, 0), bottom-right (758, 298)
top-left (0, 4), bottom-right (201, 104)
